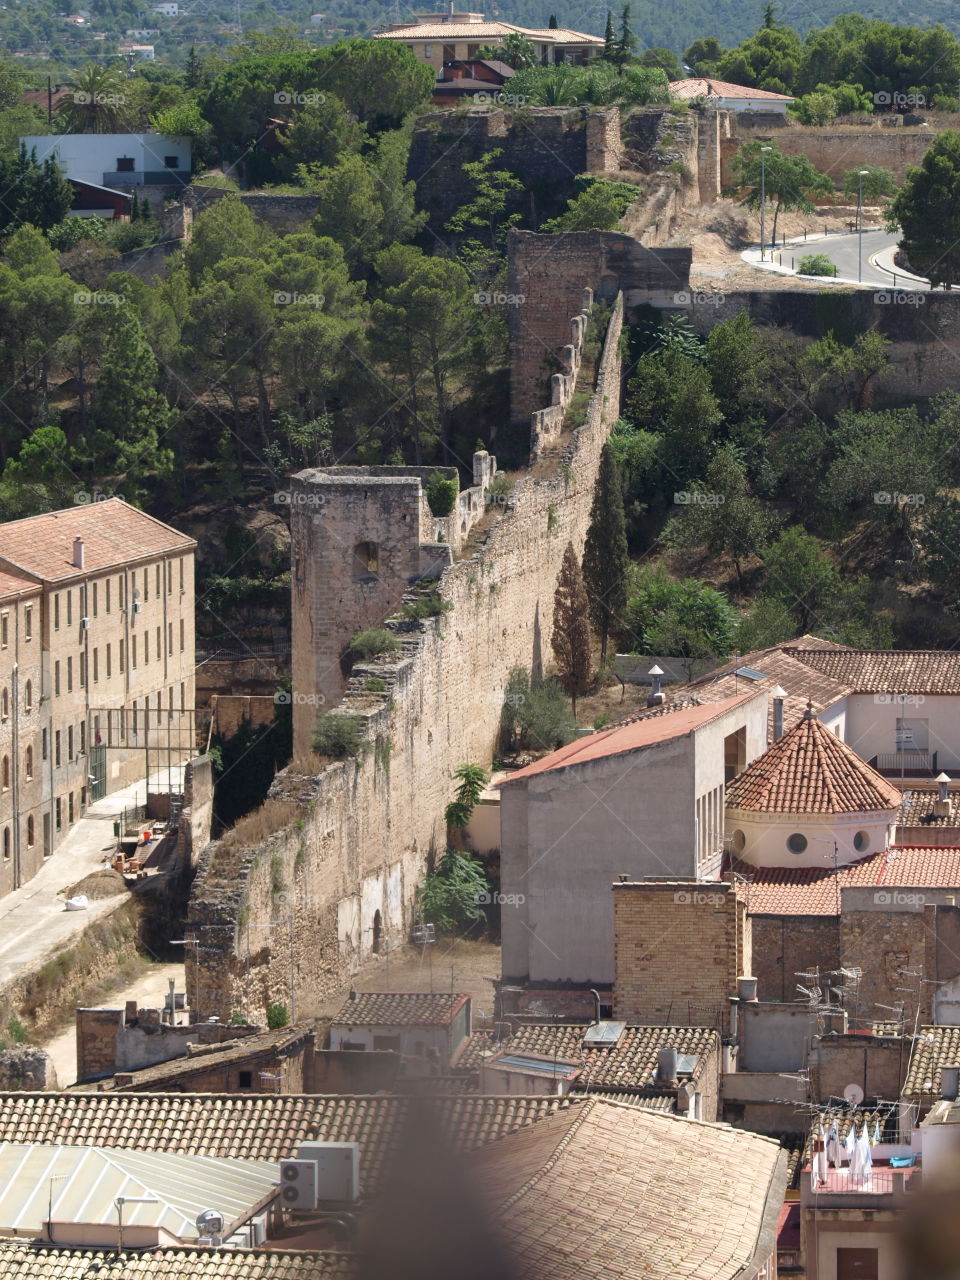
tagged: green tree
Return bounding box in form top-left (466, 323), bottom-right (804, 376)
top-left (182, 194), bottom-right (274, 286)
top-left (150, 99), bottom-right (215, 169)
top-left (887, 132), bottom-right (960, 288)
top-left (0, 144), bottom-right (73, 235)
top-left (0, 425), bottom-right (81, 516)
top-left (612, 4), bottom-right (638, 72)
top-left (717, 23), bottom-right (802, 92)
top-left (582, 443), bottom-right (629, 665)
top-left (541, 178), bottom-right (639, 232)
top-left (842, 166), bottom-right (896, 202)
top-left (314, 38), bottom-right (434, 130)
top-left (684, 36), bottom-right (725, 75)
top-left (640, 47), bottom-right (683, 79)
top-left (622, 564), bottom-right (737, 669)
top-left (56, 65), bottom-right (133, 131)
top-left (552, 542), bottom-right (593, 712)
top-left (792, 89), bottom-right (837, 124)
top-left (445, 150), bottom-right (523, 250)
top-left (276, 93), bottom-right (365, 178)
top-left (444, 762), bottom-right (490, 834)
top-left (704, 311), bottom-right (768, 424)
top-left (919, 497), bottom-right (960, 606)
top-left (603, 11), bottom-right (617, 61)
top-left (626, 346), bottom-right (721, 483)
top-left (734, 594), bottom-right (797, 651)
top-left (729, 140), bottom-right (832, 245)
top-left (762, 525), bottom-right (841, 631)
top-left (417, 850), bottom-right (489, 935)
top-left (477, 33), bottom-right (537, 69)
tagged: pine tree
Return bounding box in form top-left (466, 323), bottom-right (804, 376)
top-left (603, 11), bottom-right (616, 61)
top-left (614, 3), bottom-right (637, 72)
top-left (582, 443), bottom-right (629, 666)
top-left (548, 12), bottom-right (558, 26)
top-left (552, 542), bottom-right (593, 714)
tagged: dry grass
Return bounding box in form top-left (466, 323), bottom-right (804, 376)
top-left (218, 799), bottom-right (300, 853)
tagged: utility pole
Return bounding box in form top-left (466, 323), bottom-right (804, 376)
top-left (857, 169), bottom-right (869, 282)
top-left (759, 146), bottom-right (772, 261)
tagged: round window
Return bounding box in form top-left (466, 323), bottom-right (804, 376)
top-left (731, 829), bottom-right (746, 854)
top-left (787, 833), bottom-right (808, 854)
top-left (854, 830), bottom-right (870, 853)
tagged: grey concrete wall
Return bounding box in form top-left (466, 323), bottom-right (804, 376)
top-left (739, 1001), bottom-right (819, 1072)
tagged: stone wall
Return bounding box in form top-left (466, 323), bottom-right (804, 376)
top-left (809, 1033), bottom-right (910, 1104)
top-left (176, 754), bottom-right (214, 872)
top-left (749, 915), bottom-right (840, 1003)
top-left (0, 1047), bottom-right (57, 1091)
top-left (612, 881), bottom-right (749, 1028)
top-left (721, 123), bottom-right (934, 188)
top-left (185, 186), bottom-right (322, 234)
top-left (186, 293), bottom-right (626, 1022)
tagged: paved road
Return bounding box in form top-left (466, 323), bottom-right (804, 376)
top-left (767, 230), bottom-right (930, 289)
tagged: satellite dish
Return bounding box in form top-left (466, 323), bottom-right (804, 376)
top-left (843, 1083), bottom-right (865, 1106)
top-left (196, 1209), bottom-right (224, 1238)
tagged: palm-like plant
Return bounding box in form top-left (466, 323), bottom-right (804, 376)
top-left (56, 65), bottom-right (133, 133)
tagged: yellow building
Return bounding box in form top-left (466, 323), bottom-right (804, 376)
top-left (374, 11), bottom-right (603, 76)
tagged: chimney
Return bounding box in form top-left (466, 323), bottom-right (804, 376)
top-left (935, 772), bottom-right (951, 816)
top-left (589, 988), bottom-right (602, 1027)
top-left (770, 685), bottom-right (787, 740)
top-left (73, 536), bottom-right (85, 570)
top-left (657, 1045), bottom-right (679, 1087)
top-left (646, 665), bottom-right (665, 708)
top-left (941, 1064), bottom-right (959, 1101)
top-left (737, 976), bottom-right (758, 1002)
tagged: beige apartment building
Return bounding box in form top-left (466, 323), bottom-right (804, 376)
top-left (374, 11), bottom-right (603, 74)
top-left (0, 499), bottom-right (196, 897)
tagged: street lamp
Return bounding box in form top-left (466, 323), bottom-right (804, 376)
top-left (857, 169), bottom-right (869, 282)
top-left (115, 1195), bottom-right (158, 1254)
top-left (759, 146), bottom-right (772, 261)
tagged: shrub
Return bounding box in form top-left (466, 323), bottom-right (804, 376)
top-left (349, 628), bottom-right (400, 658)
top-left (500, 668), bottom-right (577, 753)
top-left (426, 471), bottom-right (459, 516)
top-left (362, 676), bottom-right (387, 692)
top-left (797, 253), bottom-right (838, 277)
top-left (401, 593), bottom-right (451, 620)
top-left (445, 762), bottom-right (490, 830)
top-left (312, 713), bottom-right (367, 759)
top-left (416, 850), bottom-right (490, 934)
top-left (266, 1003), bottom-right (289, 1029)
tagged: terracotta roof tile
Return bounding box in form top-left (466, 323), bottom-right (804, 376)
top-left (731, 845), bottom-right (960, 915)
top-left (791, 648), bottom-right (960, 695)
top-left (472, 1099), bottom-right (787, 1280)
top-left (669, 77), bottom-right (795, 100)
top-left (499, 693), bottom-right (758, 784)
top-left (904, 1026), bottom-right (960, 1096)
top-left (331, 992), bottom-right (468, 1027)
top-left (0, 498), bottom-right (195, 583)
top-left (896, 788), bottom-right (960, 828)
top-left (726, 712), bottom-right (902, 814)
top-left (0, 1245), bottom-right (356, 1277)
top-left (0, 570), bottom-right (40, 600)
top-left (496, 1023), bottom-right (718, 1091)
top-left (0, 1094), bottom-right (576, 1193)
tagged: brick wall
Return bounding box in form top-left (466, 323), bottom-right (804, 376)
top-left (76, 1007), bottom-right (123, 1082)
top-left (186, 294), bottom-right (626, 1022)
top-left (750, 915), bottom-right (841, 1003)
top-left (612, 881), bottom-right (748, 1027)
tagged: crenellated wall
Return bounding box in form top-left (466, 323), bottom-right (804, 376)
top-left (186, 294), bottom-right (625, 1022)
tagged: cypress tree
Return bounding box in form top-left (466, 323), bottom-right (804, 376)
top-left (548, 12), bottom-right (558, 26)
top-left (582, 442), bottom-right (629, 666)
top-left (603, 11), bottom-right (616, 61)
top-left (552, 542), bottom-right (593, 714)
top-left (614, 3), bottom-right (637, 71)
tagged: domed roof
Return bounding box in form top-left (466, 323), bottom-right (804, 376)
top-left (726, 709), bottom-right (902, 815)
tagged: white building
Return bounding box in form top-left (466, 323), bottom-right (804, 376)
top-left (152, 1), bottom-right (179, 13)
top-left (19, 133), bottom-right (190, 188)
top-left (668, 77), bottom-right (795, 112)
top-left (119, 42), bottom-right (156, 59)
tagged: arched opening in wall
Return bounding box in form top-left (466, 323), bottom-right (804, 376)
top-left (353, 541), bottom-right (380, 580)
top-left (372, 909), bottom-right (383, 955)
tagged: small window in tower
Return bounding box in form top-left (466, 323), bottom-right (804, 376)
top-left (787, 833), bottom-right (808, 854)
top-left (353, 541), bottom-right (380, 579)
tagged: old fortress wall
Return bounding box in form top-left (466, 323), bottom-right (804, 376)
top-left (186, 269), bottom-right (625, 1020)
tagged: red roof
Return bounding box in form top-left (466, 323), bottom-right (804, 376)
top-left (0, 571), bottom-right (40, 602)
top-left (669, 77), bottom-right (795, 101)
top-left (726, 712), bottom-right (902, 815)
top-left (498, 692), bottom-right (758, 784)
top-left (732, 846), bottom-right (960, 916)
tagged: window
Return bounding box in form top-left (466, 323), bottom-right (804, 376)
top-left (179, 619), bottom-right (185, 652)
top-left (180, 682), bottom-right (185, 709)
top-left (67, 726), bottom-right (73, 760)
top-left (0, 688), bottom-right (7, 720)
top-left (24, 746), bottom-right (32, 780)
top-left (787, 833), bottom-right (808, 854)
top-left (179, 558), bottom-right (184, 591)
top-left (156, 564), bottom-right (161, 595)
top-left (26, 815), bottom-right (34, 847)
top-left (106, 644), bottom-right (112, 679)
top-left (854, 830), bottom-right (870, 853)
top-left (25, 607), bottom-right (32, 639)
top-left (93, 649), bottom-right (98, 683)
top-left (238, 1071), bottom-right (253, 1089)
top-left (132, 701), bottom-right (137, 735)
top-left (105, 581), bottom-right (111, 613)
top-left (156, 626), bottom-right (161, 658)
top-left (132, 636), bottom-right (137, 668)
top-left (80, 785), bottom-right (86, 808)
top-left (167, 561), bottom-right (172, 594)
top-left (79, 653), bottom-right (85, 688)
top-left (42, 728), bottom-right (47, 761)
top-left (2, 828), bottom-right (8, 860)
top-left (54, 661), bottom-right (60, 696)
top-left (67, 657), bottom-right (73, 692)
top-left (0, 613), bottom-right (7, 647)
top-left (353, 541), bottom-right (380, 578)
top-left (423, 43), bottom-right (432, 55)
top-left (54, 595), bottom-right (60, 630)
top-left (66, 592), bottom-right (72, 626)
top-left (55, 731), bottom-right (61, 767)
top-left (55, 798), bottom-right (62, 831)
top-left (79, 723), bottom-right (85, 755)
top-left (116, 156), bottom-right (135, 171)
top-left (1, 757), bottom-right (8, 789)
top-left (373, 1034), bottom-right (401, 1052)
top-left (144, 633), bottom-right (149, 664)
top-left (92, 582), bottom-right (98, 617)
top-left (144, 568), bottom-right (149, 601)
top-left (163, 155), bottom-right (178, 167)
top-left (68, 793), bottom-right (74, 824)
top-left (120, 640), bottom-right (125, 673)
top-left (24, 680), bottom-right (32, 712)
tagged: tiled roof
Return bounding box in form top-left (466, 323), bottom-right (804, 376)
top-left (376, 20), bottom-right (601, 41)
top-left (472, 1099), bottom-right (787, 1280)
top-left (0, 1245), bottom-right (356, 1277)
top-left (496, 1023), bottom-right (718, 1091)
top-left (498, 692), bottom-right (757, 783)
top-left (669, 76), bottom-right (795, 100)
top-left (903, 1026), bottom-right (960, 1096)
top-left (896, 788), bottom-right (960, 828)
top-left (725, 712), bottom-right (902, 814)
top-left (0, 1094), bottom-right (575, 1192)
top-left (610, 693), bottom-right (704, 727)
top-left (331, 992), bottom-right (468, 1027)
top-left (0, 498), bottom-right (195, 583)
top-left (108, 1025), bottom-right (313, 1089)
top-left (791, 649), bottom-right (960, 695)
top-left (452, 1028), bottom-right (495, 1070)
top-left (0, 569), bottom-right (40, 600)
top-left (731, 845), bottom-right (960, 915)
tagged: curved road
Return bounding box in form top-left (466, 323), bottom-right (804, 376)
top-left (765, 229), bottom-right (930, 290)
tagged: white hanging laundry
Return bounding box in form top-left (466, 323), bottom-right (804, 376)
top-left (826, 1125), bottom-right (843, 1168)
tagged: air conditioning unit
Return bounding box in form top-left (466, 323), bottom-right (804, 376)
top-left (249, 1212), bottom-right (268, 1246)
top-left (279, 1158), bottom-right (318, 1211)
top-left (297, 1142), bottom-right (360, 1204)
top-left (133, 601), bottom-right (143, 614)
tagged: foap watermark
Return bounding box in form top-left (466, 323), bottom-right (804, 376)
top-left (673, 290), bottom-right (726, 307)
top-left (475, 90), bottom-right (528, 107)
top-left (74, 487), bottom-right (118, 506)
top-left (873, 692), bottom-right (926, 705)
top-left (474, 290), bottom-right (525, 306)
top-left (274, 690), bottom-right (326, 707)
top-left (874, 890), bottom-right (926, 906)
top-left (475, 890), bottom-right (525, 906)
top-left (273, 489), bottom-right (325, 507)
top-left (73, 91), bottom-right (126, 105)
top-left (874, 91), bottom-right (925, 107)
top-left (472, 689), bottom-right (526, 709)
top-left (75, 290), bottom-right (124, 307)
top-left (874, 491), bottom-right (925, 507)
top-left (274, 91), bottom-right (326, 106)
top-left (674, 891), bottom-right (725, 905)
top-left (274, 291), bottom-right (324, 307)
top-left (874, 291), bottom-right (924, 308)
top-left (674, 491), bottom-right (724, 506)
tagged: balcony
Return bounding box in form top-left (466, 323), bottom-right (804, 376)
top-left (102, 169), bottom-right (191, 187)
top-left (874, 750), bottom-right (934, 776)
top-left (803, 1162), bottom-right (918, 1207)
